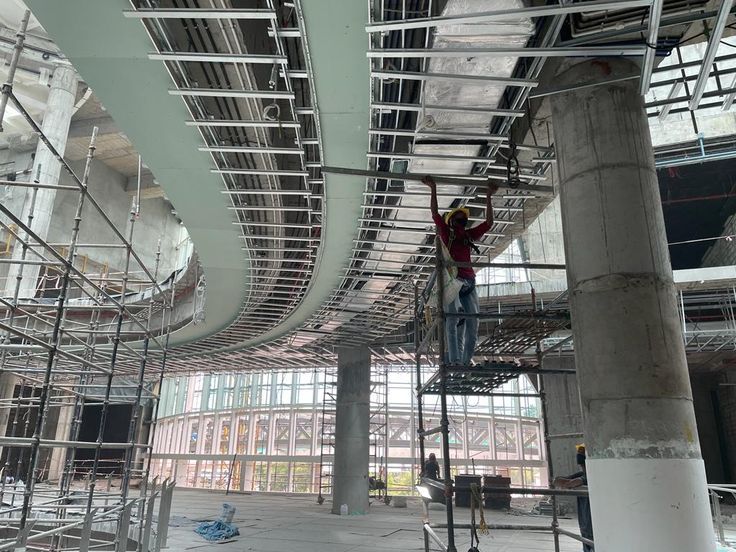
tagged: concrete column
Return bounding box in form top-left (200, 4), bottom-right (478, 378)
top-left (4, 61), bottom-right (78, 299)
top-left (0, 374), bottom-right (19, 468)
top-left (542, 356), bottom-right (583, 512)
top-left (46, 399), bottom-right (74, 482)
top-left (0, 374), bottom-right (18, 439)
top-left (331, 347), bottom-right (370, 515)
top-left (550, 58), bottom-right (714, 552)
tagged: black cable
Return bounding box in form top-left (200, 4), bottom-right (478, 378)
top-left (506, 141), bottom-right (521, 189)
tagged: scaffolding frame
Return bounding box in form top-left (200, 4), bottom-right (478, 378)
top-left (0, 13), bottom-right (179, 551)
top-left (413, 237), bottom-right (591, 552)
top-left (369, 363), bottom-right (389, 502)
top-left (316, 366), bottom-right (336, 504)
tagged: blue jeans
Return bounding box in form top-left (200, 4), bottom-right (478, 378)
top-left (445, 278), bottom-right (479, 365)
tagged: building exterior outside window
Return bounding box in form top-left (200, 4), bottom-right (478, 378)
top-left (150, 368), bottom-right (546, 493)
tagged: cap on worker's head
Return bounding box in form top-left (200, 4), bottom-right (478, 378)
top-left (575, 443), bottom-right (586, 455)
top-left (444, 207), bottom-right (470, 225)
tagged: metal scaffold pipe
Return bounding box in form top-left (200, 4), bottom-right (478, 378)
top-left (17, 127), bottom-right (97, 537)
top-left (0, 10), bottom-right (30, 131)
top-left (321, 166), bottom-right (554, 196)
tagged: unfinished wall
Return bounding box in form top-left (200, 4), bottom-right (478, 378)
top-left (541, 355), bottom-right (582, 511)
top-left (519, 196), bottom-right (565, 265)
top-left (543, 356), bottom-right (730, 494)
top-left (702, 213), bottom-right (736, 267)
top-left (692, 372), bottom-right (727, 482)
top-left (716, 370), bottom-right (736, 483)
top-left (52, 158), bottom-right (184, 279)
top-left (0, 150), bottom-right (187, 293)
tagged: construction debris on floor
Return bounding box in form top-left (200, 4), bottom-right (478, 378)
top-left (194, 503), bottom-right (240, 542)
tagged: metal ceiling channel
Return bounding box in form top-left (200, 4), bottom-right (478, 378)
top-left (129, 1), bottom-right (323, 356)
top-left (135, 0), bottom-right (733, 370)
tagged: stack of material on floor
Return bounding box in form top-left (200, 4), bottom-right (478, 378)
top-left (483, 475), bottom-right (511, 510)
top-left (194, 503), bottom-right (240, 542)
top-left (455, 475), bottom-right (482, 507)
top-left (533, 496), bottom-right (567, 516)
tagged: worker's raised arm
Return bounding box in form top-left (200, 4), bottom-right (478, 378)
top-left (422, 175), bottom-right (439, 216)
top-left (485, 181), bottom-right (499, 225)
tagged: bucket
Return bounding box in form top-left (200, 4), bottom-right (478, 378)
top-left (220, 503), bottom-right (236, 524)
top-left (339, 504), bottom-right (348, 516)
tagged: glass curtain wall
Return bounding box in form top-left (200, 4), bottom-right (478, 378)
top-left (150, 368), bottom-right (546, 493)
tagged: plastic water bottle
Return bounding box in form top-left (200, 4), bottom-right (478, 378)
top-left (220, 503), bottom-right (236, 524)
top-left (340, 504), bottom-right (348, 516)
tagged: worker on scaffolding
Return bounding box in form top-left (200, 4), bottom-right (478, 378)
top-left (552, 444), bottom-right (593, 552)
top-left (422, 175), bottom-right (497, 366)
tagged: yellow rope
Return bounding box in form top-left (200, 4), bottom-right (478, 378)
top-left (470, 483), bottom-right (488, 535)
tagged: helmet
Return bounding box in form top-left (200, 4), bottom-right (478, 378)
top-left (443, 207), bottom-right (470, 225)
top-left (575, 444), bottom-right (586, 455)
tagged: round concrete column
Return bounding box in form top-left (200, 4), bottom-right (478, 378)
top-left (5, 61), bottom-right (78, 299)
top-left (550, 58), bottom-right (714, 552)
top-left (331, 347), bottom-right (370, 515)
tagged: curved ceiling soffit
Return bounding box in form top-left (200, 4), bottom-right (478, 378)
top-left (23, 0), bottom-right (248, 348)
top-left (25, 0), bottom-right (370, 355)
top-left (168, 0), bottom-right (371, 357)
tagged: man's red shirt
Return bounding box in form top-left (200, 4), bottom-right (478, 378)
top-left (432, 213), bottom-right (490, 279)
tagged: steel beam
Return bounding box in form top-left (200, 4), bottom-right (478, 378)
top-left (228, 206), bottom-right (312, 212)
top-left (199, 146), bottom-right (304, 155)
top-left (367, 46), bottom-right (647, 59)
top-left (223, 190), bottom-right (311, 196)
top-left (639, 0), bottom-right (664, 95)
top-left (371, 102), bottom-right (526, 117)
top-left (371, 70), bottom-right (538, 87)
top-left (722, 73), bottom-right (736, 110)
top-left (322, 166), bottom-right (554, 195)
top-left (185, 119), bottom-right (300, 128)
top-left (365, 0), bottom-right (652, 32)
top-left (689, 0), bottom-right (735, 110)
top-left (150, 52), bottom-right (287, 64)
top-left (658, 80), bottom-right (684, 120)
top-left (213, 168), bottom-right (309, 177)
top-left (369, 127), bottom-right (507, 141)
top-left (170, 88), bottom-right (295, 100)
top-left (123, 8), bottom-right (277, 19)
top-left (234, 221), bottom-right (313, 228)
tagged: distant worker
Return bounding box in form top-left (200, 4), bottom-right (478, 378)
top-left (421, 453), bottom-right (444, 504)
top-left (422, 452), bottom-right (440, 480)
top-left (552, 444), bottom-right (593, 552)
top-left (422, 175), bottom-right (498, 366)
top-left (368, 475), bottom-right (386, 491)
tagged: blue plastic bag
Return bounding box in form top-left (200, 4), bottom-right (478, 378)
top-left (194, 520), bottom-right (239, 542)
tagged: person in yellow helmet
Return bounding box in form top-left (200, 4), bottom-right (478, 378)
top-left (422, 175), bottom-right (498, 365)
top-left (553, 444), bottom-right (593, 552)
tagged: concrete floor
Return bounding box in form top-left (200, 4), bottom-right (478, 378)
top-left (163, 489), bottom-right (590, 551)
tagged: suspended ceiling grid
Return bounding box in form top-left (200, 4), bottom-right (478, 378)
top-left (22, 0), bottom-right (736, 371)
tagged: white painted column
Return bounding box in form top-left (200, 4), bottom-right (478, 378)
top-left (4, 61), bottom-right (78, 299)
top-left (550, 58), bottom-right (714, 552)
